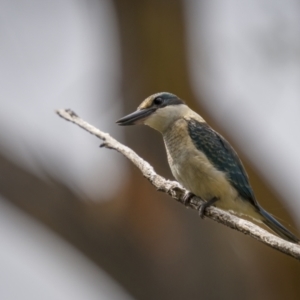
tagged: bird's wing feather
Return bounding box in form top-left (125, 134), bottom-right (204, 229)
top-left (187, 118), bottom-right (258, 207)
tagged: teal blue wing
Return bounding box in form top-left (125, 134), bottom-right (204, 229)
top-left (187, 119), bottom-right (258, 207)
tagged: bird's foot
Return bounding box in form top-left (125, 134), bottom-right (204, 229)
top-left (198, 197), bottom-right (219, 219)
top-left (182, 192), bottom-right (195, 207)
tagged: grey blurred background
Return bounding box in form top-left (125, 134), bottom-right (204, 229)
top-left (1, 0), bottom-right (300, 299)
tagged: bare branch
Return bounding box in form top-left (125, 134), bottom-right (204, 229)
top-left (56, 108), bottom-right (300, 260)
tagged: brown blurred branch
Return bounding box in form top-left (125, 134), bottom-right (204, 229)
top-left (56, 108), bottom-right (300, 261)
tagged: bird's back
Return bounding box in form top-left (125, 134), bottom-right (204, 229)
top-left (163, 113), bottom-right (263, 220)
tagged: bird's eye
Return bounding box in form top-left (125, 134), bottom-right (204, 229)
top-left (153, 97), bottom-right (163, 106)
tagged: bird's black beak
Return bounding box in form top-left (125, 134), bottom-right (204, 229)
top-left (116, 108), bottom-right (155, 126)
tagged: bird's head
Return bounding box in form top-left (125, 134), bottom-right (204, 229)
top-left (116, 92), bottom-right (188, 132)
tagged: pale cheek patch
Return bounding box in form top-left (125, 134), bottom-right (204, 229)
top-left (145, 105), bottom-right (189, 132)
top-left (144, 112), bottom-right (164, 131)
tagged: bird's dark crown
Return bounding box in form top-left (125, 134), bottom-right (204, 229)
top-left (138, 92), bottom-right (185, 110)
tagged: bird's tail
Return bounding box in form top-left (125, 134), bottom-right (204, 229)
top-left (258, 206), bottom-right (299, 244)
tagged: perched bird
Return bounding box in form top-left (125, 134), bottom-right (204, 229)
top-left (117, 92), bottom-right (299, 243)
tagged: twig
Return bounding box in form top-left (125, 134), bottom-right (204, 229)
top-left (56, 109), bottom-right (300, 261)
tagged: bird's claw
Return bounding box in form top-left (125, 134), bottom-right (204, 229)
top-left (198, 197), bottom-right (219, 219)
top-left (182, 192), bottom-right (195, 207)
top-left (198, 204), bottom-right (206, 219)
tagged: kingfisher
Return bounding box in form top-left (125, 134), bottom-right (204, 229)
top-left (116, 92), bottom-right (299, 243)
